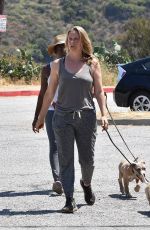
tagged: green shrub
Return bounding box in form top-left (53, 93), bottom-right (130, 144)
top-left (0, 48), bottom-right (40, 84)
top-left (94, 41), bottom-right (131, 68)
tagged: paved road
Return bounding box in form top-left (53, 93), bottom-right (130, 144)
top-left (0, 96), bottom-right (150, 229)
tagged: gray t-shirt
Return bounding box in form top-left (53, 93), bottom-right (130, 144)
top-left (56, 57), bottom-right (95, 112)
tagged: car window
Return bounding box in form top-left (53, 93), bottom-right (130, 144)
top-left (143, 61), bottom-right (150, 70)
top-left (134, 64), bottom-right (144, 73)
top-left (134, 62), bottom-right (150, 73)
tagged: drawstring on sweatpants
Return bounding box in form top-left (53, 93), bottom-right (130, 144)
top-left (73, 110), bottom-right (81, 119)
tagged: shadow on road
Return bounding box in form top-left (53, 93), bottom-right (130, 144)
top-left (0, 204), bottom-right (86, 216)
top-left (138, 211), bottom-right (150, 217)
top-left (109, 194), bottom-right (137, 200)
top-left (0, 190), bottom-right (54, 197)
top-left (0, 208), bottom-right (62, 216)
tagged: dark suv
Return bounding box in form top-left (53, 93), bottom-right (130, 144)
top-left (113, 57), bottom-right (150, 111)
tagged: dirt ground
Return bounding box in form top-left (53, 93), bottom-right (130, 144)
top-left (97, 111), bottom-right (150, 127)
top-left (0, 84), bottom-right (40, 91)
top-left (97, 111), bottom-right (150, 120)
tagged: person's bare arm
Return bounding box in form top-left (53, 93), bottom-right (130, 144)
top-left (32, 65), bottom-right (49, 132)
top-left (91, 59), bottom-right (108, 130)
top-left (35, 60), bottom-right (59, 132)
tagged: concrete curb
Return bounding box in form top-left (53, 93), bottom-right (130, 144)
top-left (0, 87), bottom-right (114, 97)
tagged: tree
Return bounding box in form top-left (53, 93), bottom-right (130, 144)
top-left (120, 18), bottom-right (150, 59)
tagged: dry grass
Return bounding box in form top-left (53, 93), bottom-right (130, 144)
top-left (0, 78), bottom-right (40, 87)
top-left (100, 61), bottom-right (117, 86)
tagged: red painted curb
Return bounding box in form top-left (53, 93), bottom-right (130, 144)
top-left (0, 87), bottom-right (114, 97)
top-left (0, 90), bottom-right (39, 97)
top-left (103, 87), bottom-right (114, 93)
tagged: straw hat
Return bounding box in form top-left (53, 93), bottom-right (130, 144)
top-left (48, 34), bottom-right (66, 55)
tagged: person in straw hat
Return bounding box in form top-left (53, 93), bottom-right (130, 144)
top-left (32, 34), bottom-right (66, 195)
top-left (48, 34), bottom-right (66, 57)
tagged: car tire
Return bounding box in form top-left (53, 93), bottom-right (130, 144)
top-left (129, 91), bottom-right (150, 111)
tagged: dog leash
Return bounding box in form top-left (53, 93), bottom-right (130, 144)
top-left (106, 126), bottom-right (150, 184)
top-left (105, 127), bottom-right (143, 181)
top-left (105, 129), bottom-right (131, 164)
top-left (104, 92), bottom-right (138, 162)
top-left (104, 92), bottom-right (149, 183)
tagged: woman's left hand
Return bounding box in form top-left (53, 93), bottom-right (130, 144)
top-left (101, 116), bottom-right (109, 131)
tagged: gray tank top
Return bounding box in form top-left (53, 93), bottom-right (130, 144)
top-left (56, 57), bottom-right (95, 112)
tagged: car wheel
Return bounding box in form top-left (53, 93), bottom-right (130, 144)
top-left (129, 91), bottom-right (150, 111)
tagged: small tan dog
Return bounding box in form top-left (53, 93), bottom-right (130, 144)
top-left (145, 183), bottom-right (150, 205)
top-left (118, 160), bottom-right (146, 198)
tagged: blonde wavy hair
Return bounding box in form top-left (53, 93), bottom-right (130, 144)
top-left (66, 26), bottom-right (95, 64)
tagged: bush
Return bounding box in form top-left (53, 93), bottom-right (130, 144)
top-left (0, 48), bottom-right (41, 84)
top-left (94, 41), bottom-right (131, 68)
top-left (94, 41), bottom-right (131, 86)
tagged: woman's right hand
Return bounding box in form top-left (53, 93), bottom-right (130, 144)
top-left (32, 119), bottom-right (37, 133)
top-left (34, 117), bottom-right (44, 133)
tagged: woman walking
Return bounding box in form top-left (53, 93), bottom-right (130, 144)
top-left (35, 26), bottom-right (108, 213)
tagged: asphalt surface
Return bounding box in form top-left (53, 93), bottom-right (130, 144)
top-left (0, 96), bottom-right (150, 229)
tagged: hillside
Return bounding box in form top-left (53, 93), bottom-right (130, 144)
top-left (1, 0), bottom-right (150, 62)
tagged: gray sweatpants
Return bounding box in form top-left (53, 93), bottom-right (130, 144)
top-left (52, 109), bottom-right (97, 198)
